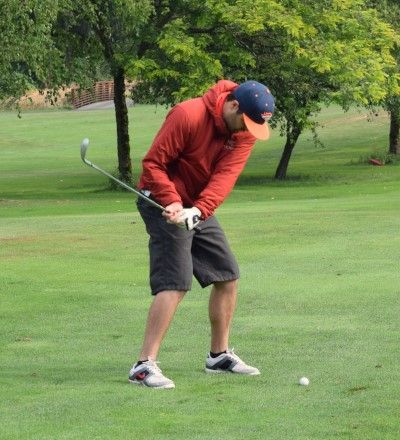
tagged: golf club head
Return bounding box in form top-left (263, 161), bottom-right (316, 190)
top-left (80, 138), bottom-right (90, 162)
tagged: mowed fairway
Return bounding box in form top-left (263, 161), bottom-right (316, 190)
top-left (1, 105), bottom-right (399, 439)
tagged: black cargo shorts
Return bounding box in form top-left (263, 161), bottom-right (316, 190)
top-left (137, 197), bottom-right (239, 295)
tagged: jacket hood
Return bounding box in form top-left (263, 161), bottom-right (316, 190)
top-left (202, 80), bottom-right (239, 135)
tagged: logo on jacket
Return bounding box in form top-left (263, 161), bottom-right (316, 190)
top-left (224, 139), bottom-right (235, 150)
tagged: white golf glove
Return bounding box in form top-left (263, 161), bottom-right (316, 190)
top-left (177, 207), bottom-right (201, 231)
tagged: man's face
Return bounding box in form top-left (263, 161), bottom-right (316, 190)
top-left (222, 100), bottom-right (248, 134)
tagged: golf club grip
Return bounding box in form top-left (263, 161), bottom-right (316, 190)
top-left (185, 215), bottom-right (201, 233)
top-left (193, 215), bottom-right (201, 229)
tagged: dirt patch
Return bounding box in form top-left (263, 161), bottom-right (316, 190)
top-left (16, 88), bottom-right (71, 109)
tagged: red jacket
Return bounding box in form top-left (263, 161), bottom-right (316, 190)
top-left (138, 80), bottom-right (257, 219)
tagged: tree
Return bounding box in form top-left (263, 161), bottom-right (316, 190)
top-left (388, 97), bottom-right (400, 154)
top-left (368, 0), bottom-right (400, 154)
top-left (129, 0), bottom-right (399, 179)
top-left (0, 0), bottom-right (59, 103)
top-left (3, 0), bottom-right (397, 181)
top-left (53, 0), bottom-right (153, 182)
top-left (128, 1), bottom-right (225, 105)
top-left (215, 0), bottom-right (399, 178)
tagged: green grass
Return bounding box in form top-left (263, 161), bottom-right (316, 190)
top-left (1, 105), bottom-right (400, 439)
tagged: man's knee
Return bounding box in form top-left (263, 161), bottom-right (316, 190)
top-left (213, 279), bottom-right (238, 294)
top-left (154, 290), bottom-right (187, 302)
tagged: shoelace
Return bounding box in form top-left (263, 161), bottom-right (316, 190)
top-left (226, 348), bottom-right (246, 364)
top-left (143, 360), bottom-right (162, 375)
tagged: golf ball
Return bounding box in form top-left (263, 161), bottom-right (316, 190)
top-left (299, 377), bottom-right (310, 386)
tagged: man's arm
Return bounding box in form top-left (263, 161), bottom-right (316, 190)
top-left (194, 137), bottom-right (255, 218)
top-left (140, 106), bottom-right (190, 207)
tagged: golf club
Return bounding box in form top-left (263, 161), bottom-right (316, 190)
top-left (80, 138), bottom-right (200, 231)
top-left (80, 137), bottom-right (165, 210)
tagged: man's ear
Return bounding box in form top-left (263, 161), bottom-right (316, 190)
top-left (231, 99), bottom-right (240, 111)
top-left (226, 99), bottom-right (240, 112)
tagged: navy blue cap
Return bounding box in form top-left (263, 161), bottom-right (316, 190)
top-left (232, 80), bottom-right (275, 140)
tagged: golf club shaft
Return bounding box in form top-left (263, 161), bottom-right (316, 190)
top-left (80, 138), bottom-right (201, 232)
top-left (83, 158), bottom-right (166, 211)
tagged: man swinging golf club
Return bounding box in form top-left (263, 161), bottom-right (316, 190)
top-left (129, 80), bottom-right (275, 389)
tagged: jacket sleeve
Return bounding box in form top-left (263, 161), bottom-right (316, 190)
top-left (194, 136), bottom-right (255, 218)
top-left (140, 105), bottom-right (190, 207)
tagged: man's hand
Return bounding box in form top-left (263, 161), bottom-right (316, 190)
top-left (163, 203), bottom-right (201, 231)
top-left (163, 202), bottom-right (183, 224)
top-left (177, 207), bottom-right (201, 231)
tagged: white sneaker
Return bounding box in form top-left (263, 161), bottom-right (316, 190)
top-left (205, 349), bottom-right (260, 375)
top-left (129, 360), bottom-right (175, 389)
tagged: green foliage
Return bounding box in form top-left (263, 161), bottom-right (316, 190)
top-left (0, 0), bottom-right (155, 103)
top-left (105, 0), bottom-right (400, 178)
top-left (158, 19), bottom-right (223, 101)
top-left (54, 0), bottom-right (153, 78)
top-left (212, 0), bottom-right (399, 176)
top-left (0, 0), bottom-right (60, 100)
top-left (129, 16), bottom-right (223, 104)
top-left (126, 0), bottom-right (399, 175)
top-left (220, 0), bottom-right (398, 108)
top-left (2, 0), bottom-right (399, 172)
top-left (366, 0), bottom-right (400, 153)
top-left (127, 1), bottom-right (224, 104)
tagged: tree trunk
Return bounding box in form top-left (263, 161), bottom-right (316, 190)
top-left (274, 125), bottom-right (302, 180)
top-left (113, 67), bottom-right (132, 182)
top-left (389, 103), bottom-right (400, 155)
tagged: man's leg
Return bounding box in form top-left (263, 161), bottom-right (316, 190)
top-left (139, 290), bottom-right (186, 361)
top-left (131, 200), bottom-right (192, 388)
top-left (208, 280), bottom-right (238, 353)
top-left (129, 290), bottom-right (185, 389)
top-left (206, 279), bottom-right (260, 375)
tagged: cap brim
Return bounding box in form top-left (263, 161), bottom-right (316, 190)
top-left (243, 113), bottom-right (270, 140)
